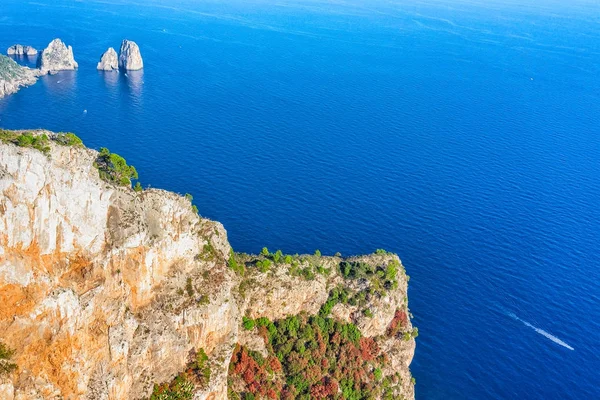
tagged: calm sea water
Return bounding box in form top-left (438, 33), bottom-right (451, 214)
top-left (2, 0), bottom-right (600, 398)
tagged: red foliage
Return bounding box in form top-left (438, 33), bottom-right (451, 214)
top-left (387, 309), bottom-right (408, 336)
top-left (359, 337), bottom-right (379, 361)
top-left (268, 356), bottom-right (282, 372)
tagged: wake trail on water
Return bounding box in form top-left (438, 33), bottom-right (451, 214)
top-left (506, 312), bottom-right (574, 351)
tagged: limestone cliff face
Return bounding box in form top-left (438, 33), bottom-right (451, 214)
top-left (0, 131), bottom-right (415, 400)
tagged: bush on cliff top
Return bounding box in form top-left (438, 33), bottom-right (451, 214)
top-left (94, 147), bottom-right (139, 187)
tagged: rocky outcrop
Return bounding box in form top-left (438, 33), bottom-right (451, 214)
top-left (7, 45), bottom-right (37, 56)
top-left (37, 39), bottom-right (78, 74)
top-left (97, 47), bottom-right (119, 71)
top-left (0, 130), bottom-right (415, 399)
top-left (118, 40), bottom-right (143, 71)
top-left (0, 55), bottom-right (41, 98)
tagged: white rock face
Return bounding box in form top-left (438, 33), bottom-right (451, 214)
top-left (0, 134), bottom-right (235, 399)
top-left (97, 47), bottom-right (118, 71)
top-left (7, 45), bottom-right (37, 56)
top-left (118, 40), bottom-right (143, 71)
top-left (0, 55), bottom-right (41, 98)
top-left (37, 38), bottom-right (78, 74)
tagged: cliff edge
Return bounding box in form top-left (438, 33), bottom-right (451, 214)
top-left (0, 130), bottom-right (415, 400)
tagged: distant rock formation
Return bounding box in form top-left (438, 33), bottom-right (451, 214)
top-left (37, 38), bottom-right (78, 74)
top-left (7, 44), bottom-right (38, 56)
top-left (0, 55), bottom-right (41, 98)
top-left (96, 47), bottom-right (118, 71)
top-left (118, 40), bottom-right (143, 70)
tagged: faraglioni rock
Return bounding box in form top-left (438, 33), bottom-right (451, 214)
top-left (0, 130), bottom-right (416, 400)
top-left (118, 39), bottom-right (144, 70)
top-left (6, 44), bottom-right (38, 56)
top-left (97, 47), bottom-right (119, 71)
top-left (37, 38), bottom-right (78, 74)
top-left (0, 55), bottom-right (41, 98)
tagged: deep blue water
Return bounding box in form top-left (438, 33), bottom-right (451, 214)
top-left (2, 0), bottom-right (600, 398)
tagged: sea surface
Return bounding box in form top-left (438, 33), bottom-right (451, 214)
top-left (1, 0), bottom-right (600, 398)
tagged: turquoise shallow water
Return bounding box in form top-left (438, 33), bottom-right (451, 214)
top-left (1, 0), bottom-right (600, 398)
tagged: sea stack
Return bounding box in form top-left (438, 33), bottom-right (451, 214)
top-left (118, 39), bottom-right (143, 70)
top-left (7, 44), bottom-right (38, 56)
top-left (37, 38), bottom-right (78, 74)
top-left (97, 47), bottom-right (118, 71)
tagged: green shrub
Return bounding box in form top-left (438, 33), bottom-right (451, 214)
top-left (150, 374), bottom-right (194, 400)
top-left (0, 342), bottom-right (17, 376)
top-left (54, 132), bottom-right (83, 147)
top-left (198, 295), bottom-right (210, 305)
top-left (242, 316), bottom-right (255, 330)
top-left (134, 182), bottom-right (143, 192)
top-left (375, 249), bottom-right (388, 255)
top-left (373, 368), bottom-right (383, 381)
top-left (314, 249), bottom-right (321, 257)
top-left (228, 250), bottom-right (245, 275)
top-left (273, 250), bottom-right (283, 263)
top-left (185, 277), bottom-right (194, 297)
top-left (94, 147), bottom-right (138, 187)
top-left (261, 247), bottom-right (270, 257)
top-left (256, 259), bottom-right (271, 273)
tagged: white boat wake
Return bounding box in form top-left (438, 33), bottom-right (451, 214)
top-left (507, 312), bottom-right (574, 351)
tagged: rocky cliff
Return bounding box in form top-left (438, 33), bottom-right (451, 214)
top-left (0, 55), bottom-right (41, 98)
top-left (97, 48), bottom-right (119, 71)
top-left (7, 45), bottom-right (38, 57)
top-left (118, 40), bottom-right (143, 71)
top-left (0, 130), bottom-right (415, 400)
top-left (37, 39), bottom-right (78, 74)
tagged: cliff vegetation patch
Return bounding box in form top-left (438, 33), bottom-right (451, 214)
top-left (0, 341), bottom-right (17, 376)
top-left (94, 146), bottom-right (139, 186)
top-left (228, 313), bottom-right (406, 400)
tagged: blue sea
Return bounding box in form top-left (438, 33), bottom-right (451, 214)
top-left (2, 0), bottom-right (599, 398)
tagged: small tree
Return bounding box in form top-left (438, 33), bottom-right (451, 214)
top-left (0, 342), bottom-right (17, 376)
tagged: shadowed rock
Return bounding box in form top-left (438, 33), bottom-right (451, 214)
top-left (7, 44), bottom-right (37, 56)
top-left (118, 39), bottom-right (143, 71)
top-left (97, 47), bottom-right (118, 71)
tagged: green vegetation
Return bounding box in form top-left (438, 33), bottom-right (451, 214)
top-left (0, 130), bottom-right (84, 155)
top-left (54, 132), bottom-right (84, 147)
top-left (228, 249), bottom-right (245, 275)
top-left (94, 147), bottom-right (138, 186)
top-left (198, 295), bottom-right (210, 305)
top-left (314, 249), bottom-right (321, 257)
top-left (256, 259), bottom-right (272, 273)
top-left (0, 130), bottom-right (50, 154)
top-left (150, 374), bottom-right (194, 400)
top-left (229, 312), bottom-right (403, 399)
top-left (150, 348), bottom-right (211, 399)
top-left (185, 277), bottom-right (194, 297)
top-left (0, 342), bottom-right (17, 376)
top-left (243, 316), bottom-right (256, 330)
top-left (339, 259), bottom-right (400, 296)
top-left (134, 182), bottom-right (143, 192)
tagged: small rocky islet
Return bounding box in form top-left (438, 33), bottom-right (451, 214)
top-left (0, 38), bottom-right (144, 98)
